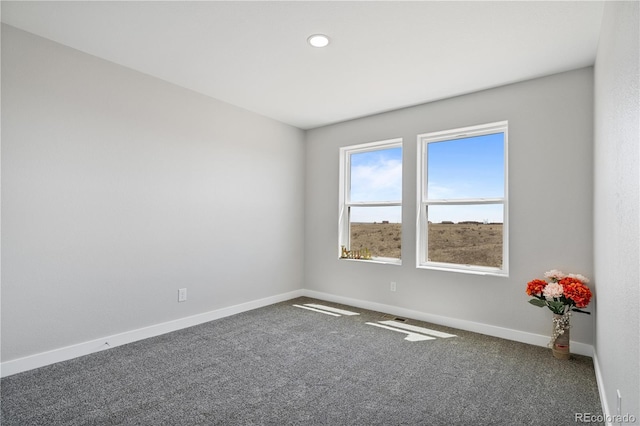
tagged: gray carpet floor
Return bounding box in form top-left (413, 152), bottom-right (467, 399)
top-left (1, 297), bottom-right (603, 425)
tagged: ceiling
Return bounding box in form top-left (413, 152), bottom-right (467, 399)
top-left (1, 1), bottom-right (605, 130)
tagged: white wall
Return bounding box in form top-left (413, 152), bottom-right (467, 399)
top-left (1, 25), bottom-right (305, 363)
top-left (305, 68), bottom-right (595, 346)
top-left (594, 1), bottom-right (639, 420)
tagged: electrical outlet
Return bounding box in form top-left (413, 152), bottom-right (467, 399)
top-left (390, 281), bottom-right (397, 292)
top-left (178, 288), bottom-right (187, 302)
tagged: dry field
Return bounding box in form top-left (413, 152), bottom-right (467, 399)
top-left (350, 222), bottom-right (503, 267)
top-left (350, 222), bottom-right (402, 259)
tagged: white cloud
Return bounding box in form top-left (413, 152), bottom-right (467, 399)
top-left (426, 181), bottom-right (456, 199)
top-left (350, 158), bottom-right (402, 202)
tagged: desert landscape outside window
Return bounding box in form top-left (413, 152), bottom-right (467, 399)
top-left (339, 139), bottom-right (402, 263)
top-left (417, 121), bottom-right (508, 275)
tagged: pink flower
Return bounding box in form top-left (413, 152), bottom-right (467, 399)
top-left (544, 269), bottom-right (566, 282)
top-left (543, 282), bottom-right (564, 299)
top-left (567, 273), bottom-right (590, 283)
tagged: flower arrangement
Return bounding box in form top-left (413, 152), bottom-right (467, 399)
top-left (526, 270), bottom-right (593, 358)
top-left (526, 269), bottom-right (593, 315)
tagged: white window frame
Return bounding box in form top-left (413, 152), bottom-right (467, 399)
top-left (339, 138), bottom-right (403, 265)
top-left (416, 121), bottom-right (509, 276)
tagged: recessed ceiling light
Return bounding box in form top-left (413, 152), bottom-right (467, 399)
top-left (307, 34), bottom-right (330, 48)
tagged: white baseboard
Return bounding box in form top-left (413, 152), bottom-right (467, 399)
top-left (1, 288), bottom-right (595, 378)
top-left (0, 289), bottom-right (305, 378)
top-left (301, 289), bottom-right (594, 357)
top-left (592, 350), bottom-right (613, 426)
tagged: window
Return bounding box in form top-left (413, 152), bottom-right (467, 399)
top-left (339, 139), bottom-right (402, 264)
top-left (417, 121), bottom-right (508, 275)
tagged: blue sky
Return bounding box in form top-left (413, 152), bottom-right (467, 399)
top-left (426, 132), bottom-right (504, 223)
top-left (427, 133), bottom-right (504, 199)
top-left (350, 147), bottom-right (402, 223)
top-left (350, 147), bottom-right (402, 202)
top-left (349, 133), bottom-right (504, 223)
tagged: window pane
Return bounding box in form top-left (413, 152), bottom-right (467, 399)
top-left (426, 205), bottom-right (503, 268)
top-left (350, 147), bottom-right (402, 202)
top-left (350, 206), bottom-right (401, 259)
top-left (427, 133), bottom-right (504, 199)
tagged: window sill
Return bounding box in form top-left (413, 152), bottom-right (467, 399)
top-left (339, 257), bottom-right (402, 266)
top-left (417, 263), bottom-right (508, 277)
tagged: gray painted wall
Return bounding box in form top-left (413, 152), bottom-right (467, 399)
top-left (305, 68), bottom-right (595, 345)
top-left (1, 25), bottom-right (306, 362)
top-left (594, 1), bottom-right (639, 419)
top-left (4, 10), bottom-right (637, 417)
